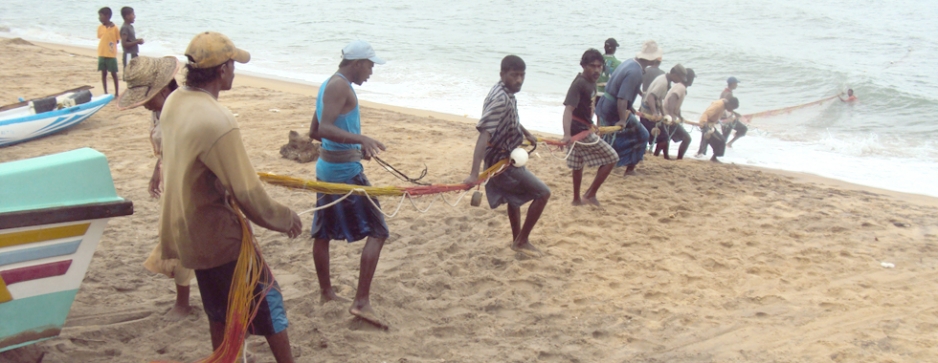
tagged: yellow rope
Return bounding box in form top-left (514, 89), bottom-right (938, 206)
top-left (150, 199), bottom-right (270, 363)
top-left (258, 159), bottom-right (509, 196)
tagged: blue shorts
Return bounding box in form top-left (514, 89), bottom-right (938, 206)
top-left (194, 260), bottom-right (288, 336)
top-left (311, 172), bottom-right (390, 242)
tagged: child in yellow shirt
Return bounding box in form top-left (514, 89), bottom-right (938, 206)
top-left (97, 7), bottom-right (120, 96)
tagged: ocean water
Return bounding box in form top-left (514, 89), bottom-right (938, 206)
top-left (2, 0), bottom-right (936, 196)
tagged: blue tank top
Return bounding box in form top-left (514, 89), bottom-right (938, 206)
top-left (315, 73), bottom-right (364, 182)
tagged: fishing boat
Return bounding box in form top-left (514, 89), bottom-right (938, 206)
top-left (0, 87), bottom-right (113, 147)
top-left (0, 148), bottom-right (133, 353)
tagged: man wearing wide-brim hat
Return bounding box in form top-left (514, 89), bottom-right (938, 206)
top-left (117, 55), bottom-right (196, 321)
top-left (158, 31), bottom-right (302, 363)
top-left (595, 40), bottom-right (663, 175)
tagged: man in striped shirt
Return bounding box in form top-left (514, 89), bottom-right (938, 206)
top-left (465, 55), bottom-right (551, 256)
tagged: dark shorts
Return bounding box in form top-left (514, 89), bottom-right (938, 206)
top-left (640, 117), bottom-right (667, 144)
top-left (195, 260), bottom-right (288, 336)
top-left (660, 122), bottom-right (691, 142)
top-left (311, 172), bottom-right (390, 242)
top-left (97, 57), bottom-right (118, 73)
top-left (484, 163), bottom-right (550, 209)
top-left (722, 121), bottom-right (748, 138)
top-left (122, 52), bottom-right (138, 68)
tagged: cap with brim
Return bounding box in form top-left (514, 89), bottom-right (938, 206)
top-left (342, 40), bottom-right (385, 65)
top-left (185, 31), bottom-right (250, 69)
top-left (605, 38), bottom-right (619, 47)
top-left (118, 56), bottom-right (181, 110)
top-left (727, 76), bottom-right (740, 84)
top-left (636, 40), bottom-right (663, 61)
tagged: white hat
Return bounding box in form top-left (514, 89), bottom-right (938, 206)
top-left (342, 40), bottom-right (385, 64)
top-left (636, 40), bottom-right (663, 61)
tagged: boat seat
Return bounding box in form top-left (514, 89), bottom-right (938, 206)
top-left (30, 97), bottom-right (56, 114)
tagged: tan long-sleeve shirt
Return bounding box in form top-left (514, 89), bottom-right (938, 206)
top-left (159, 88), bottom-right (292, 270)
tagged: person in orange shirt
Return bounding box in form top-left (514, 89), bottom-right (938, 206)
top-left (839, 89), bottom-right (858, 102)
top-left (689, 97), bottom-right (739, 162)
top-left (97, 7), bottom-right (120, 96)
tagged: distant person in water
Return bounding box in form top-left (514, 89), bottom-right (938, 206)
top-left (839, 89), bottom-right (857, 102)
top-left (721, 76), bottom-right (739, 99)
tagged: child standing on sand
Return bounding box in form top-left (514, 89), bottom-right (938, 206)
top-left (120, 6), bottom-right (144, 70)
top-left (97, 7), bottom-right (120, 96)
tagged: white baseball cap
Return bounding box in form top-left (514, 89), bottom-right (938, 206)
top-left (342, 40), bottom-right (385, 64)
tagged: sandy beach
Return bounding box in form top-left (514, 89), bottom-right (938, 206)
top-left (2, 38), bottom-right (938, 363)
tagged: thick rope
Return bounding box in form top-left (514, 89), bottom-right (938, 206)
top-left (273, 159), bottom-right (508, 218)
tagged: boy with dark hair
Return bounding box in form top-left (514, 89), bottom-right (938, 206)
top-left (119, 7), bottom-right (144, 69)
top-left (561, 49), bottom-right (617, 206)
top-left (597, 38), bottom-right (621, 98)
top-left (97, 7), bottom-right (120, 96)
top-left (466, 55), bottom-right (550, 256)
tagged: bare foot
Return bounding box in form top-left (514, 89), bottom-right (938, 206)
top-left (349, 305), bottom-right (389, 330)
top-left (583, 196), bottom-right (601, 207)
top-left (710, 157), bottom-right (722, 163)
top-left (571, 198), bottom-right (584, 206)
top-left (320, 291), bottom-right (351, 305)
top-left (164, 304), bottom-right (192, 321)
top-left (511, 240), bottom-right (542, 257)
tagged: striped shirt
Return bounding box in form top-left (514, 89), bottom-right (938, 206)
top-left (477, 82), bottom-right (524, 165)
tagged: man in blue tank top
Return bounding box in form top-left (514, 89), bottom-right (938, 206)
top-left (308, 40), bottom-right (389, 329)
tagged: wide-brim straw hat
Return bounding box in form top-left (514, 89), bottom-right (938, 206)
top-left (636, 40), bottom-right (663, 61)
top-left (118, 56), bottom-right (181, 110)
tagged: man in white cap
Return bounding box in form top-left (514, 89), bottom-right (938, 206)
top-left (595, 40), bottom-right (662, 175)
top-left (160, 31), bottom-right (302, 363)
top-left (307, 40), bottom-right (390, 329)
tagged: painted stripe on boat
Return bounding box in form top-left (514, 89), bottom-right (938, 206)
top-left (0, 276), bottom-right (9, 303)
top-left (0, 223), bottom-right (89, 248)
top-left (0, 240), bottom-right (82, 267)
top-left (0, 260), bottom-right (72, 285)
